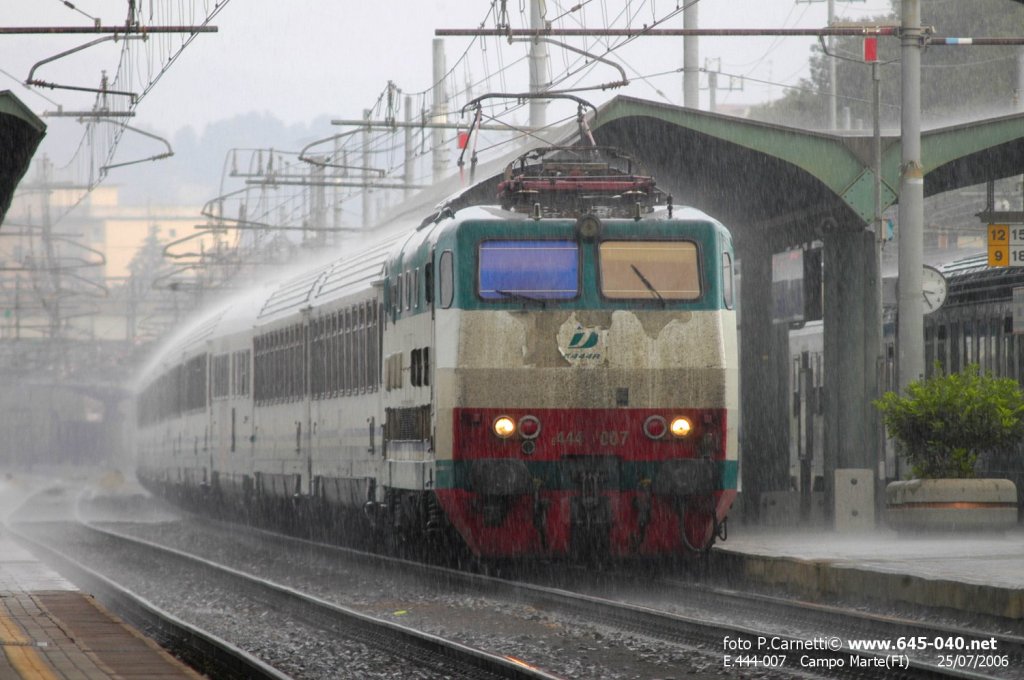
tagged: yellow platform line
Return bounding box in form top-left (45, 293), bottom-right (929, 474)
top-left (0, 605), bottom-right (57, 680)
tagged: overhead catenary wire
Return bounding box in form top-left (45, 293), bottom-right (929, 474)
top-left (22, 0), bottom-right (234, 227)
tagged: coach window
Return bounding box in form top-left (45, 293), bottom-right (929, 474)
top-left (324, 314), bottom-right (334, 395)
top-left (975, 320), bottom-right (985, 368)
top-left (347, 307), bottom-right (356, 392)
top-left (949, 321), bottom-right (961, 373)
top-left (395, 275), bottom-right (403, 318)
top-left (240, 349), bottom-right (250, 396)
top-left (413, 268), bottom-right (420, 310)
top-left (1018, 332), bottom-right (1024, 383)
top-left (924, 325), bottom-right (935, 371)
top-left (478, 240), bottom-right (579, 300)
top-left (285, 327), bottom-right (295, 400)
top-left (1004, 318), bottom-right (1016, 380)
top-left (357, 304), bottom-right (367, 390)
top-left (372, 303), bottom-right (380, 387)
top-left (991, 318), bottom-right (1001, 375)
top-left (935, 325), bottom-right (948, 374)
top-left (369, 302), bottom-right (379, 390)
top-left (439, 250), bottom-right (454, 308)
top-left (977, 320), bottom-right (988, 371)
top-left (310, 320), bottom-right (321, 397)
top-left (964, 320), bottom-right (975, 367)
top-left (341, 312), bottom-right (349, 394)
top-left (337, 311), bottom-right (345, 393)
top-left (212, 354), bottom-right (229, 399)
top-left (424, 262), bottom-right (434, 305)
top-left (600, 240), bottom-right (700, 300)
top-left (277, 329), bottom-right (286, 401)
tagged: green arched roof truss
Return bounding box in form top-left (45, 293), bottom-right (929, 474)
top-left (589, 96), bottom-right (1024, 247)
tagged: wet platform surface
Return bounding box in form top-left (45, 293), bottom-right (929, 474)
top-left (717, 524), bottom-right (1024, 619)
top-left (0, 531), bottom-right (201, 680)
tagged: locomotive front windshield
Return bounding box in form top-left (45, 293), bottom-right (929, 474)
top-left (478, 240), bottom-right (579, 300)
top-left (599, 240), bottom-right (701, 301)
top-left (476, 237), bottom-right (705, 304)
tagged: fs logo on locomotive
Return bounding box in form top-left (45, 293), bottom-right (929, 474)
top-left (560, 323), bottom-right (605, 364)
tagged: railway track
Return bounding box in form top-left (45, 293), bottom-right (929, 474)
top-left (6, 522), bottom-right (290, 680)
top-left (79, 505), bottom-right (1012, 680)
top-left (10, 518), bottom-right (560, 680)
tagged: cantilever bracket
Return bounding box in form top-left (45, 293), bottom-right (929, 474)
top-left (98, 122), bottom-right (174, 175)
top-left (27, 35), bottom-right (144, 100)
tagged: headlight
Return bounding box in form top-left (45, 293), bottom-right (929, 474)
top-left (493, 416), bottom-right (516, 438)
top-left (669, 416), bottom-right (692, 438)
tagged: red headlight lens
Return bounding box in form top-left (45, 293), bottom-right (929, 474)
top-left (643, 415), bottom-right (667, 440)
top-left (518, 415), bottom-right (541, 439)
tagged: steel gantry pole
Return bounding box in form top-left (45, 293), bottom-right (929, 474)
top-left (431, 38), bottom-right (449, 184)
top-left (898, 0), bottom-right (925, 390)
top-left (529, 0), bottom-right (550, 128)
top-left (828, 0), bottom-right (837, 130)
top-left (683, 2), bottom-right (699, 108)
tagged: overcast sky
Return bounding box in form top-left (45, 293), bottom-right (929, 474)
top-left (4, 0), bottom-right (891, 138)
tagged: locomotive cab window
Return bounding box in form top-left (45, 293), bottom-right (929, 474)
top-left (722, 251), bottom-right (734, 309)
top-left (599, 240), bottom-right (700, 300)
top-left (478, 240), bottom-right (579, 300)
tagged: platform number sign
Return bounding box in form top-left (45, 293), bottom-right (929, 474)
top-left (988, 224), bottom-right (1024, 267)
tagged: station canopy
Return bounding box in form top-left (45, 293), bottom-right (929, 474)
top-left (0, 91), bottom-right (46, 228)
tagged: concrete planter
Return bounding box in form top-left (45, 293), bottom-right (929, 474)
top-left (886, 478), bottom-right (1018, 532)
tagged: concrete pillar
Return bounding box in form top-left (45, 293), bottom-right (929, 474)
top-left (739, 235), bottom-right (791, 522)
top-left (823, 222), bottom-right (878, 521)
top-left (834, 468), bottom-right (875, 532)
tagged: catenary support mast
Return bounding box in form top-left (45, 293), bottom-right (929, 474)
top-left (897, 0), bottom-right (924, 390)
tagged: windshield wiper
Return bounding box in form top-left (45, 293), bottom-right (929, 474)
top-left (630, 265), bottom-right (666, 306)
top-left (495, 289), bottom-right (548, 307)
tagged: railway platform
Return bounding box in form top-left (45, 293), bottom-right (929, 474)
top-left (715, 523), bottom-right (1024, 620)
top-left (0, 531), bottom-right (202, 680)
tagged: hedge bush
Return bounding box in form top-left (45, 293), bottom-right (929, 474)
top-left (874, 365), bottom-right (1024, 479)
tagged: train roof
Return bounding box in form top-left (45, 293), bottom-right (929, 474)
top-left (937, 252), bottom-right (988, 278)
top-left (934, 251), bottom-right (1024, 308)
top-left (135, 137), bottom-right (732, 389)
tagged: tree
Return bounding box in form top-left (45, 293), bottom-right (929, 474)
top-left (875, 365), bottom-right (1024, 479)
top-left (751, 1), bottom-right (1024, 129)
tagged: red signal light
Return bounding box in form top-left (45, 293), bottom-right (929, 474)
top-left (864, 37), bottom-right (878, 63)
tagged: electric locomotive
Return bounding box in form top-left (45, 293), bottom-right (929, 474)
top-left (135, 147), bottom-right (739, 559)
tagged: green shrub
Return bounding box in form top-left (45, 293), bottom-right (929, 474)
top-left (874, 365), bottom-right (1024, 479)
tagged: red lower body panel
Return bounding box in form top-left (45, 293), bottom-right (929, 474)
top-left (436, 488), bottom-right (736, 558)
